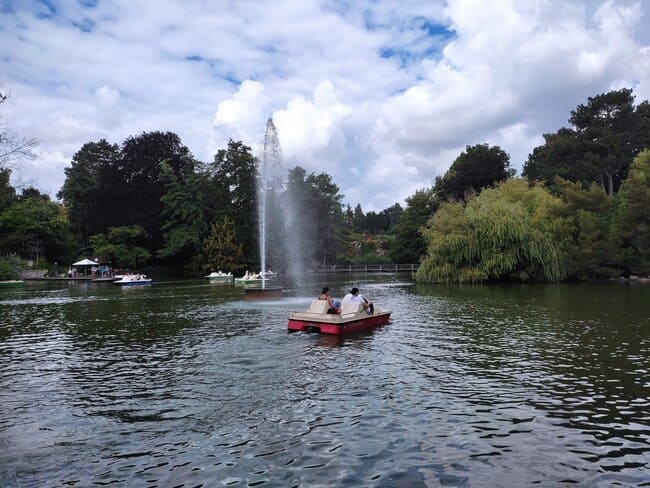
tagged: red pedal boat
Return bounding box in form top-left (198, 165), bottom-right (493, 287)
top-left (288, 299), bottom-right (391, 335)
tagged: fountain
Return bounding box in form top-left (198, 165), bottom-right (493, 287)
top-left (244, 118), bottom-right (284, 300)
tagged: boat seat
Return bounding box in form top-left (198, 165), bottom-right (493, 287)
top-left (341, 301), bottom-right (363, 315)
top-left (307, 300), bottom-right (328, 314)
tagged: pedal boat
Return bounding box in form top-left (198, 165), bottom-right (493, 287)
top-left (288, 299), bottom-right (391, 335)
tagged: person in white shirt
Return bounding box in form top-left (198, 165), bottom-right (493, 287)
top-left (341, 287), bottom-right (374, 314)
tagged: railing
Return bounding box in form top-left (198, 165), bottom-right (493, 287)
top-left (313, 264), bottom-right (418, 273)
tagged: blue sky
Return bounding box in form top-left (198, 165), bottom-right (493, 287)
top-left (1, 0), bottom-right (650, 210)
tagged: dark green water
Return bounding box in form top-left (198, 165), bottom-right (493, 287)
top-left (1, 275), bottom-right (649, 487)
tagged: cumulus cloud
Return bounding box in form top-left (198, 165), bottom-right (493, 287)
top-left (273, 81), bottom-right (352, 162)
top-left (373, 0), bottom-right (650, 181)
top-left (1, 0), bottom-right (649, 211)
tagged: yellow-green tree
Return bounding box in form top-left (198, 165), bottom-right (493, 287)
top-left (416, 179), bottom-right (570, 283)
top-left (191, 216), bottom-right (246, 275)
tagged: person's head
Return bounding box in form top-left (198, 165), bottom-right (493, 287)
top-left (322, 287), bottom-right (329, 294)
top-left (351, 287), bottom-right (359, 295)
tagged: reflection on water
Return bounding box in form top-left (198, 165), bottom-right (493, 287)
top-left (1, 278), bottom-right (649, 486)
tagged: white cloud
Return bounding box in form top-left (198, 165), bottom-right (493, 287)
top-left (373, 0), bottom-right (650, 177)
top-left (1, 0), bottom-right (649, 211)
top-left (273, 81), bottom-right (352, 162)
top-left (211, 80), bottom-right (270, 153)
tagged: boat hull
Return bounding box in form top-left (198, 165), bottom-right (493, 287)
top-left (288, 311), bottom-right (390, 335)
top-left (115, 281), bottom-right (152, 286)
top-left (0, 280), bottom-right (25, 287)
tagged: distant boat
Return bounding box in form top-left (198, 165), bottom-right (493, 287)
top-left (0, 280), bottom-right (25, 287)
top-left (234, 271), bottom-right (263, 284)
top-left (259, 270), bottom-right (277, 279)
top-left (113, 274), bottom-right (152, 286)
top-left (205, 271), bottom-right (234, 283)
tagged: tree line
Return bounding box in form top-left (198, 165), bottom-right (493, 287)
top-left (0, 106), bottom-right (406, 277)
top-left (414, 88), bottom-right (650, 282)
top-left (0, 88), bottom-right (648, 281)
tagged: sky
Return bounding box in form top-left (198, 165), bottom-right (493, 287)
top-left (1, 0), bottom-right (650, 211)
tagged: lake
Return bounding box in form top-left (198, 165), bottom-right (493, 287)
top-left (1, 275), bottom-right (649, 487)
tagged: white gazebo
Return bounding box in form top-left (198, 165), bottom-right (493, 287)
top-left (71, 258), bottom-right (99, 277)
top-left (72, 258), bottom-right (98, 266)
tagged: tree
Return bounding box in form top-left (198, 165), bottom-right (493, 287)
top-left (57, 139), bottom-right (121, 242)
top-left (554, 177), bottom-right (619, 279)
top-left (522, 128), bottom-right (596, 192)
top-left (0, 92), bottom-right (37, 170)
top-left (389, 188), bottom-right (437, 263)
top-left (157, 159), bottom-right (207, 262)
top-left (343, 204), bottom-right (354, 228)
top-left (89, 225), bottom-right (151, 269)
top-left (523, 88), bottom-right (650, 196)
top-left (434, 143), bottom-right (514, 202)
top-left (190, 216), bottom-right (246, 275)
top-left (614, 150), bottom-right (650, 275)
top-left (210, 140), bottom-right (258, 267)
top-left (0, 168), bottom-right (16, 211)
top-left (0, 193), bottom-right (68, 264)
top-left (304, 172), bottom-right (345, 266)
top-left (416, 179), bottom-right (570, 283)
top-left (383, 203), bottom-right (404, 232)
top-left (569, 88), bottom-right (638, 196)
top-left (353, 204), bottom-right (365, 231)
top-left (284, 167), bottom-right (344, 268)
top-left (118, 131), bottom-right (193, 249)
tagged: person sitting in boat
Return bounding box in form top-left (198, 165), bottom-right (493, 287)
top-left (318, 287), bottom-right (340, 314)
top-left (342, 287), bottom-right (374, 314)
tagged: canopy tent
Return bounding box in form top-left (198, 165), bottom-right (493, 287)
top-left (72, 258), bottom-right (98, 266)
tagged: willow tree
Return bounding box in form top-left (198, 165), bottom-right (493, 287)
top-left (416, 179), bottom-right (570, 283)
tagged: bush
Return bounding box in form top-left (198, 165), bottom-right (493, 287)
top-left (0, 255), bottom-right (21, 280)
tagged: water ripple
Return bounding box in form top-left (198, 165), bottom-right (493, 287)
top-left (0, 280), bottom-right (649, 486)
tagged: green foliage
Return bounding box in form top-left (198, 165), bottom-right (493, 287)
top-left (434, 143), bottom-right (514, 202)
top-left (157, 159), bottom-right (207, 261)
top-left (416, 179), bottom-right (570, 283)
top-left (89, 225), bottom-right (151, 268)
top-left (614, 150), bottom-right (650, 275)
top-left (524, 88), bottom-right (650, 196)
top-left (523, 128), bottom-right (596, 192)
top-left (190, 216), bottom-right (246, 275)
top-left (0, 168), bottom-right (16, 211)
top-left (58, 132), bottom-right (193, 252)
top-left (57, 139), bottom-right (120, 242)
top-left (285, 166), bottom-right (345, 268)
top-left (210, 140), bottom-right (259, 268)
top-left (348, 203), bottom-right (403, 234)
top-left (390, 188), bottom-right (437, 263)
top-left (118, 131), bottom-right (193, 249)
top-left (554, 178), bottom-right (619, 279)
top-left (0, 255), bottom-right (21, 280)
top-left (0, 193), bottom-right (68, 264)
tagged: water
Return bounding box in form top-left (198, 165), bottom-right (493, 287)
top-left (1, 277), bottom-right (649, 487)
